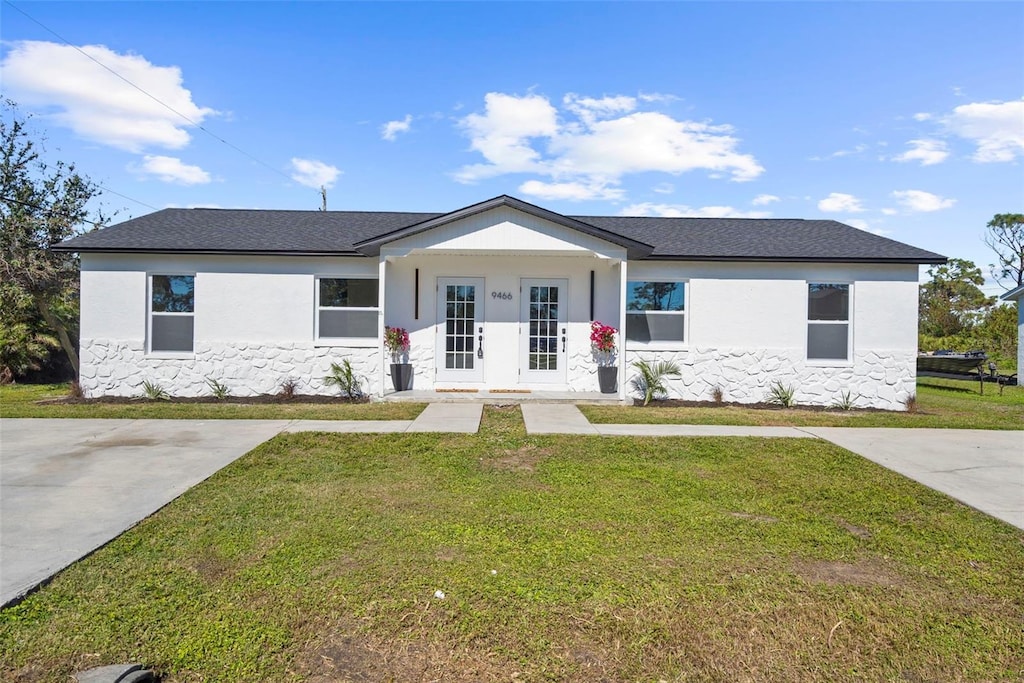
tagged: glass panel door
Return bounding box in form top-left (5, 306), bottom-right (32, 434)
top-left (520, 279), bottom-right (568, 384)
top-left (436, 278), bottom-right (484, 383)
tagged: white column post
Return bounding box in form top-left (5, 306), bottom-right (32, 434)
top-left (618, 258), bottom-right (628, 400)
top-left (378, 255), bottom-right (387, 398)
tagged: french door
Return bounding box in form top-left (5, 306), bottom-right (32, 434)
top-left (435, 278), bottom-right (485, 383)
top-left (520, 279), bottom-right (568, 384)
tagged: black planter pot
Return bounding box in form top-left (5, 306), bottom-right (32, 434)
top-left (390, 363), bottom-right (413, 392)
top-left (597, 366), bottom-right (618, 394)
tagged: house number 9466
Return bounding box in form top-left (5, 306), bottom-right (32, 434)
top-left (491, 291), bottom-right (513, 300)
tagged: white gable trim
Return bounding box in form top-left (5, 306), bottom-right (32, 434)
top-left (379, 206), bottom-right (627, 260)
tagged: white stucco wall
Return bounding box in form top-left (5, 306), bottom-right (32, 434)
top-left (79, 253), bottom-right (381, 397)
top-left (77, 230), bottom-right (922, 410)
top-left (623, 261), bottom-right (920, 409)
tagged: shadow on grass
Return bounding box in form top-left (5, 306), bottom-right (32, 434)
top-left (917, 379), bottom-right (980, 394)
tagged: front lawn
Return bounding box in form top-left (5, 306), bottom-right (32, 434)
top-left (582, 378), bottom-right (1024, 429)
top-left (0, 383), bottom-right (424, 420)
top-left (2, 407), bottom-right (1021, 681)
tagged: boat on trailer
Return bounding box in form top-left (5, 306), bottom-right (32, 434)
top-left (917, 350), bottom-right (988, 376)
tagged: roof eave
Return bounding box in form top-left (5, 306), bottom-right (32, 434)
top-left (641, 255), bottom-right (948, 264)
top-left (353, 194), bottom-right (654, 258)
top-left (52, 246), bottom-right (364, 257)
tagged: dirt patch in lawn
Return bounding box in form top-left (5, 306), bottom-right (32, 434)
top-left (794, 557), bottom-right (904, 587)
top-left (485, 444), bottom-right (553, 473)
top-left (293, 618), bottom-right (511, 682)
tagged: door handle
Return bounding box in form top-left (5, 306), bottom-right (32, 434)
top-left (477, 327), bottom-right (483, 358)
top-left (561, 328), bottom-right (566, 353)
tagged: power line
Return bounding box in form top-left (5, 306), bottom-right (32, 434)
top-left (95, 184), bottom-right (158, 211)
top-left (2, 194), bottom-right (112, 230)
top-left (3, 0), bottom-right (298, 186)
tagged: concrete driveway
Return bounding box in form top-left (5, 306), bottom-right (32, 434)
top-left (803, 428), bottom-right (1024, 530)
top-left (1, 418), bottom-right (291, 606)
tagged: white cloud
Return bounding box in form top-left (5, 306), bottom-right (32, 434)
top-left (134, 155), bottom-right (211, 185)
top-left (289, 158), bottom-right (342, 189)
top-left (563, 93), bottom-right (637, 124)
top-left (752, 194), bottom-right (780, 206)
top-left (811, 144), bottom-right (867, 161)
top-left (519, 179), bottom-right (624, 201)
top-left (454, 91), bottom-right (763, 194)
top-left (652, 182), bottom-right (675, 194)
top-left (817, 192), bottom-right (865, 213)
top-left (620, 202), bottom-right (772, 218)
top-left (891, 189), bottom-right (956, 212)
top-left (381, 114), bottom-right (413, 141)
top-left (944, 99), bottom-right (1024, 162)
top-left (881, 207), bottom-right (898, 216)
top-left (893, 138), bottom-right (949, 166)
top-left (913, 112), bottom-right (932, 122)
top-left (0, 40), bottom-right (216, 152)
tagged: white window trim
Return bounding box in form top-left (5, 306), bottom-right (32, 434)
top-left (624, 279), bottom-right (689, 351)
top-left (314, 275), bottom-right (380, 348)
top-left (806, 281), bottom-right (853, 367)
top-left (147, 273), bottom-right (196, 358)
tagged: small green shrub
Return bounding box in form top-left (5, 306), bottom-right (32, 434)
top-left (630, 359), bottom-right (682, 406)
top-left (830, 390), bottom-right (857, 411)
top-left (324, 360), bottom-right (362, 399)
top-left (205, 377), bottom-right (231, 400)
top-left (766, 381), bottom-right (797, 408)
top-left (141, 380), bottom-right (169, 401)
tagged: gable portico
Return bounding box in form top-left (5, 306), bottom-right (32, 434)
top-left (372, 201), bottom-right (634, 395)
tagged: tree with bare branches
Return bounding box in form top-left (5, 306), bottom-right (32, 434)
top-left (984, 213), bottom-right (1024, 290)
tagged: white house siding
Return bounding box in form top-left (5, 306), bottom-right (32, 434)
top-left (623, 261), bottom-right (920, 410)
top-left (79, 253), bottom-right (382, 397)
top-left (382, 252), bottom-right (622, 393)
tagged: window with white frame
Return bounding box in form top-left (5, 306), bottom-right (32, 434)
top-left (150, 274), bottom-right (195, 353)
top-left (317, 277), bottom-right (379, 341)
top-left (625, 280), bottom-right (686, 344)
top-left (807, 283), bottom-right (850, 361)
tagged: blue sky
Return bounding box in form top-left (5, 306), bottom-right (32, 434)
top-left (2, 1), bottom-right (1022, 292)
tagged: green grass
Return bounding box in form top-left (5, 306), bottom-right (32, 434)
top-left (582, 378), bottom-right (1024, 429)
top-left (0, 383), bottom-right (425, 420)
top-left (2, 407), bottom-right (1021, 682)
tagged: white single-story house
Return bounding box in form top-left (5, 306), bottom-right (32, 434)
top-left (55, 194), bottom-right (945, 409)
top-left (999, 283), bottom-right (1024, 375)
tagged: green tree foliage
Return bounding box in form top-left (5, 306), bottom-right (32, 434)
top-left (984, 213), bottom-right (1024, 289)
top-left (920, 303), bottom-right (1018, 374)
top-left (0, 101), bottom-right (106, 380)
top-left (918, 258), bottom-right (994, 338)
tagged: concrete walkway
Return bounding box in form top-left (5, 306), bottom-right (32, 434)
top-left (0, 405), bottom-right (482, 606)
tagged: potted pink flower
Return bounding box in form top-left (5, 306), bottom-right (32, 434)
top-left (590, 321), bottom-right (618, 393)
top-left (385, 326), bottom-right (412, 391)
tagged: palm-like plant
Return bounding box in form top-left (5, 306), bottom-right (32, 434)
top-left (630, 359), bottom-right (682, 406)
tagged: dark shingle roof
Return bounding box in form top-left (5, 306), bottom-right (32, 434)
top-left (572, 215), bottom-right (945, 262)
top-left (57, 208), bottom-right (441, 254)
top-left (55, 196), bottom-right (946, 264)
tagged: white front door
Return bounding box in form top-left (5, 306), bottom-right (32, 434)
top-left (520, 278), bottom-right (568, 384)
top-left (436, 278), bottom-right (485, 383)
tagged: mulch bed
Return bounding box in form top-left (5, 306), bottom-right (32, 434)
top-left (38, 394), bottom-right (369, 405)
top-left (632, 399), bottom-right (888, 413)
